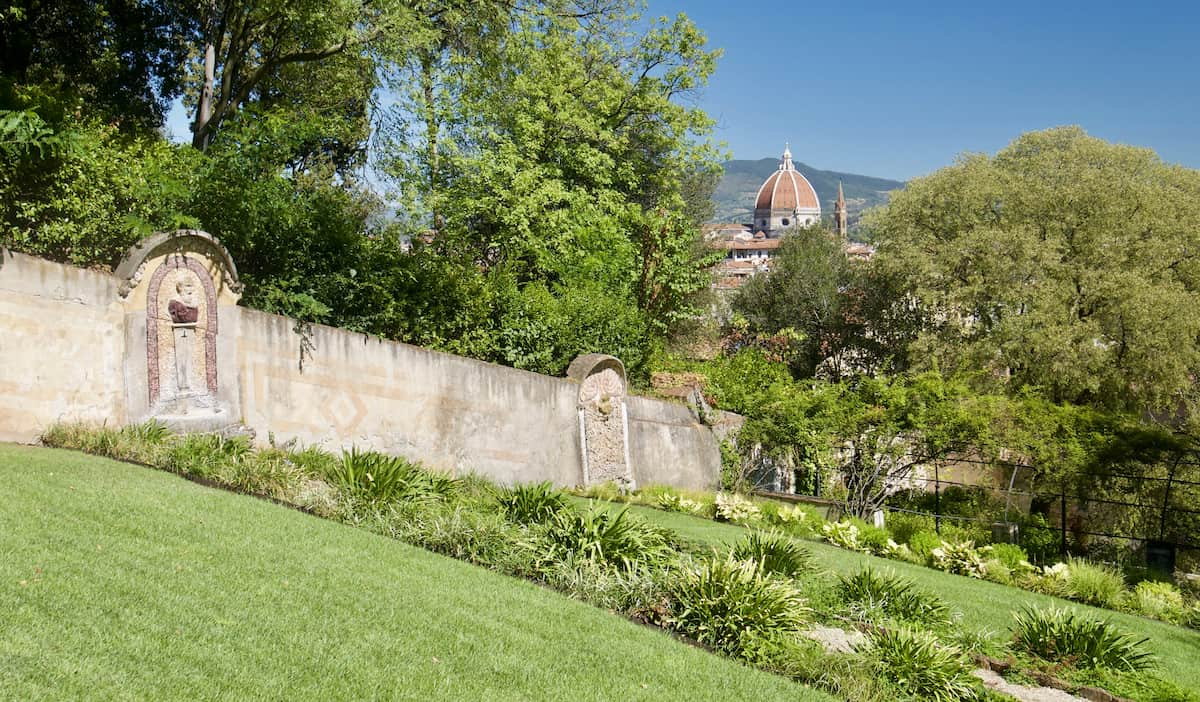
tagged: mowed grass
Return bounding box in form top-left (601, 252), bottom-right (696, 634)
top-left (0, 445), bottom-right (833, 702)
top-left (579, 498), bottom-right (1200, 692)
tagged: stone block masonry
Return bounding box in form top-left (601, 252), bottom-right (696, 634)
top-left (0, 235), bottom-right (723, 489)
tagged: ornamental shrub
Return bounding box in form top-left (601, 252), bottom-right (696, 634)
top-left (325, 447), bottom-right (457, 505)
top-left (907, 530), bottom-right (943, 560)
top-left (1124, 580), bottom-right (1185, 624)
top-left (670, 556), bottom-right (809, 656)
top-left (730, 531), bottom-right (814, 579)
top-left (714, 492), bottom-right (761, 523)
top-left (1064, 558), bottom-right (1125, 609)
top-left (930, 540), bottom-right (987, 578)
top-left (1011, 606), bottom-right (1156, 672)
top-left (539, 506), bottom-right (674, 572)
top-left (861, 627), bottom-right (978, 702)
top-left (837, 567), bottom-right (951, 626)
top-left (822, 520), bottom-right (863, 551)
top-left (496, 481), bottom-right (570, 524)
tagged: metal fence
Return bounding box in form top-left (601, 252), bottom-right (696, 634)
top-left (756, 449), bottom-right (1200, 573)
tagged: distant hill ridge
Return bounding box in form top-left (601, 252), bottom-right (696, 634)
top-left (711, 158), bottom-right (905, 228)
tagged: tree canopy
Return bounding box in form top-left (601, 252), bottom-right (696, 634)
top-left (867, 126), bottom-right (1200, 416)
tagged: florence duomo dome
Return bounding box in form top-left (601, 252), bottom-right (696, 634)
top-left (752, 144), bottom-right (821, 233)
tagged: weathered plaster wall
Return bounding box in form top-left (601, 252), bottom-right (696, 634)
top-left (235, 308), bottom-right (585, 485)
top-left (0, 248), bottom-right (724, 489)
top-left (0, 249), bottom-right (126, 441)
top-left (626, 396), bottom-right (721, 490)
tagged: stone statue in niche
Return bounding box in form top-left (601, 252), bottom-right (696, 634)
top-left (117, 230), bottom-right (244, 433)
top-left (169, 277), bottom-right (200, 392)
top-left (147, 254), bottom-right (219, 415)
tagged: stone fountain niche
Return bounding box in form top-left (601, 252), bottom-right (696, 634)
top-left (567, 354), bottom-right (634, 490)
top-left (116, 231), bottom-right (243, 432)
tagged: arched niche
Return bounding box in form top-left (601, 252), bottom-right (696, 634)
top-left (567, 354), bottom-right (633, 489)
top-left (117, 230), bottom-right (242, 431)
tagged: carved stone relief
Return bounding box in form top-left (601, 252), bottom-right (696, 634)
top-left (568, 354), bottom-right (633, 489)
top-left (146, 254), bottom-right (218, 413)
top-left (116, 230), bottom-right (242, 431)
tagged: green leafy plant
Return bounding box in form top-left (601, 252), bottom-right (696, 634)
top-left (1064, 558), bottom-right (1125, 609)
top-left (655, 492), bottom-right (706, 516)
top-left (848, 517), bottom-right (891, 554)
top-left (496, 481), bottom-right (570, 524)
top-left (821, 520), bottom-right (864, 552)
top-left (837, 567), bottom-right (951, 626)
top-left (730, 531), bottom-right (814, 579)
top-left (163, 432), bottom-right (251, 478)
top-left (538, 506), bottom-right (673, 572)
top-left (1011, 606), bottom-right (1156, 672)
top-left (325, 447), bottom-right (455, 505)
top-left (670, 556), bottom-right (809, 655)
top-left (861, 627), bottom-right (978, 702)
top-left (1124, 580), bottom-right (1185, 625)
top-left (981, 542), bottom-right (1034, 573)
top-left (714, 492), bottom-right (760, 523)
top-left (907, 529), bottom-right (943, 560)
top-left (930, 540), bottom-right (986, 578)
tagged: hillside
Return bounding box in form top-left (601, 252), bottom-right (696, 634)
top-left (0, 444), bottom-right (823, 701)
top-left (711, 159), bottom-right (904, 230)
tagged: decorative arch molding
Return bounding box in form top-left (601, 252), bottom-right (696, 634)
top-left (118, 230), bottom-right (241, 431)
top-left (116, 229), bottom-right (242, 299)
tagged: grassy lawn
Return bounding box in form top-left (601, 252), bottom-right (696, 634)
top-left (580, 498), bottom-right (1200, 693)
top-left (0, 444), bottom-right (833, 702)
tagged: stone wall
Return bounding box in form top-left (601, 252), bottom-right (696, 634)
top-left (0, 242), bottom-right (724, 489)
top-left (235, 308), bottom-right (583, 486)
top-left (0, 249), bottom-right (127, 440)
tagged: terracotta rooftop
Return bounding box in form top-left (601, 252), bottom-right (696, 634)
top-left (754, 168), bottom-right (820, 211)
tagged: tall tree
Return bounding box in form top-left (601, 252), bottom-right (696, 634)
top-left (868, 127), bottom-right (1200, 415)
top-left (183, 0), bottom-right (417, 150)
top-left (1, 0), bottom-right (187, 128)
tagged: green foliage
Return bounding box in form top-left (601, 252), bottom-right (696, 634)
top-left (1018, 513), bottom-right (1061, 563)
top-left (869, 126), bottom-right (1200, 414)
top-left (763, 502), bottom-right (823, 538)
top-left (393, 503), bottom-right (518, 566)
top-left (540, 559), bottom-right (676, 623)
top-left (732, 224), bottom-right (917, 379)
top-left (2, 121), bottom-right (199, 266)
top-left (930, 540), bottom-right (987, 578)
top-left (496, 481), bottom-right (570, 525)
top-left (538, 506), bottom-right (674, 573)
top-left (1065, 668), bottom-right (1200, 702)
top-left (669, 556), bottom-right (809, 656)
top-left (1011, 606), bottom-right (1157, 672)
top-left (163, 433), bottom-right (251, 479)
top-left (862, 627), bottom-right (979, 702)
top-left (885, 512), bottom-right (937, 545)
top-left (848, 517), bottom-right (891, 554)
top-left (837, 568), bottom-right (952, 626)
top-left (655, 491), bottom-right (708, 516)
top-left (1065, 558), bottom-right (1126, 609)
top-left (713, 492), bottom-right (761, 524)
top-left (740, 630), bottom-right (902, 700)
top-left (822, 520), bottom-right (865, 552)
top-left (730, 531), bottom-right (814, 579)
top-left (1124, 581), bottom-right (1186, 625)
top-left (324, 448), bottom-right (455, 506)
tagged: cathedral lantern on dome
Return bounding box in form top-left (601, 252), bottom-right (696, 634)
top-left (752, 143), bottom-right (821, 235)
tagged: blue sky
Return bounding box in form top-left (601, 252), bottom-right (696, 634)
top-left (166, 1), bottom-right (1199, 182)
top-left (649, 0), bottom-right (1200, 180)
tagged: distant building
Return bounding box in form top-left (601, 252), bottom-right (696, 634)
top-left (707, 144), bottom-right (872, 289)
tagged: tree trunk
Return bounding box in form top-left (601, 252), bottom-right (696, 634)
top-left (421, 51), bottom-right (440, 230)
top-left (193, 38), bottom-right (216, 150)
